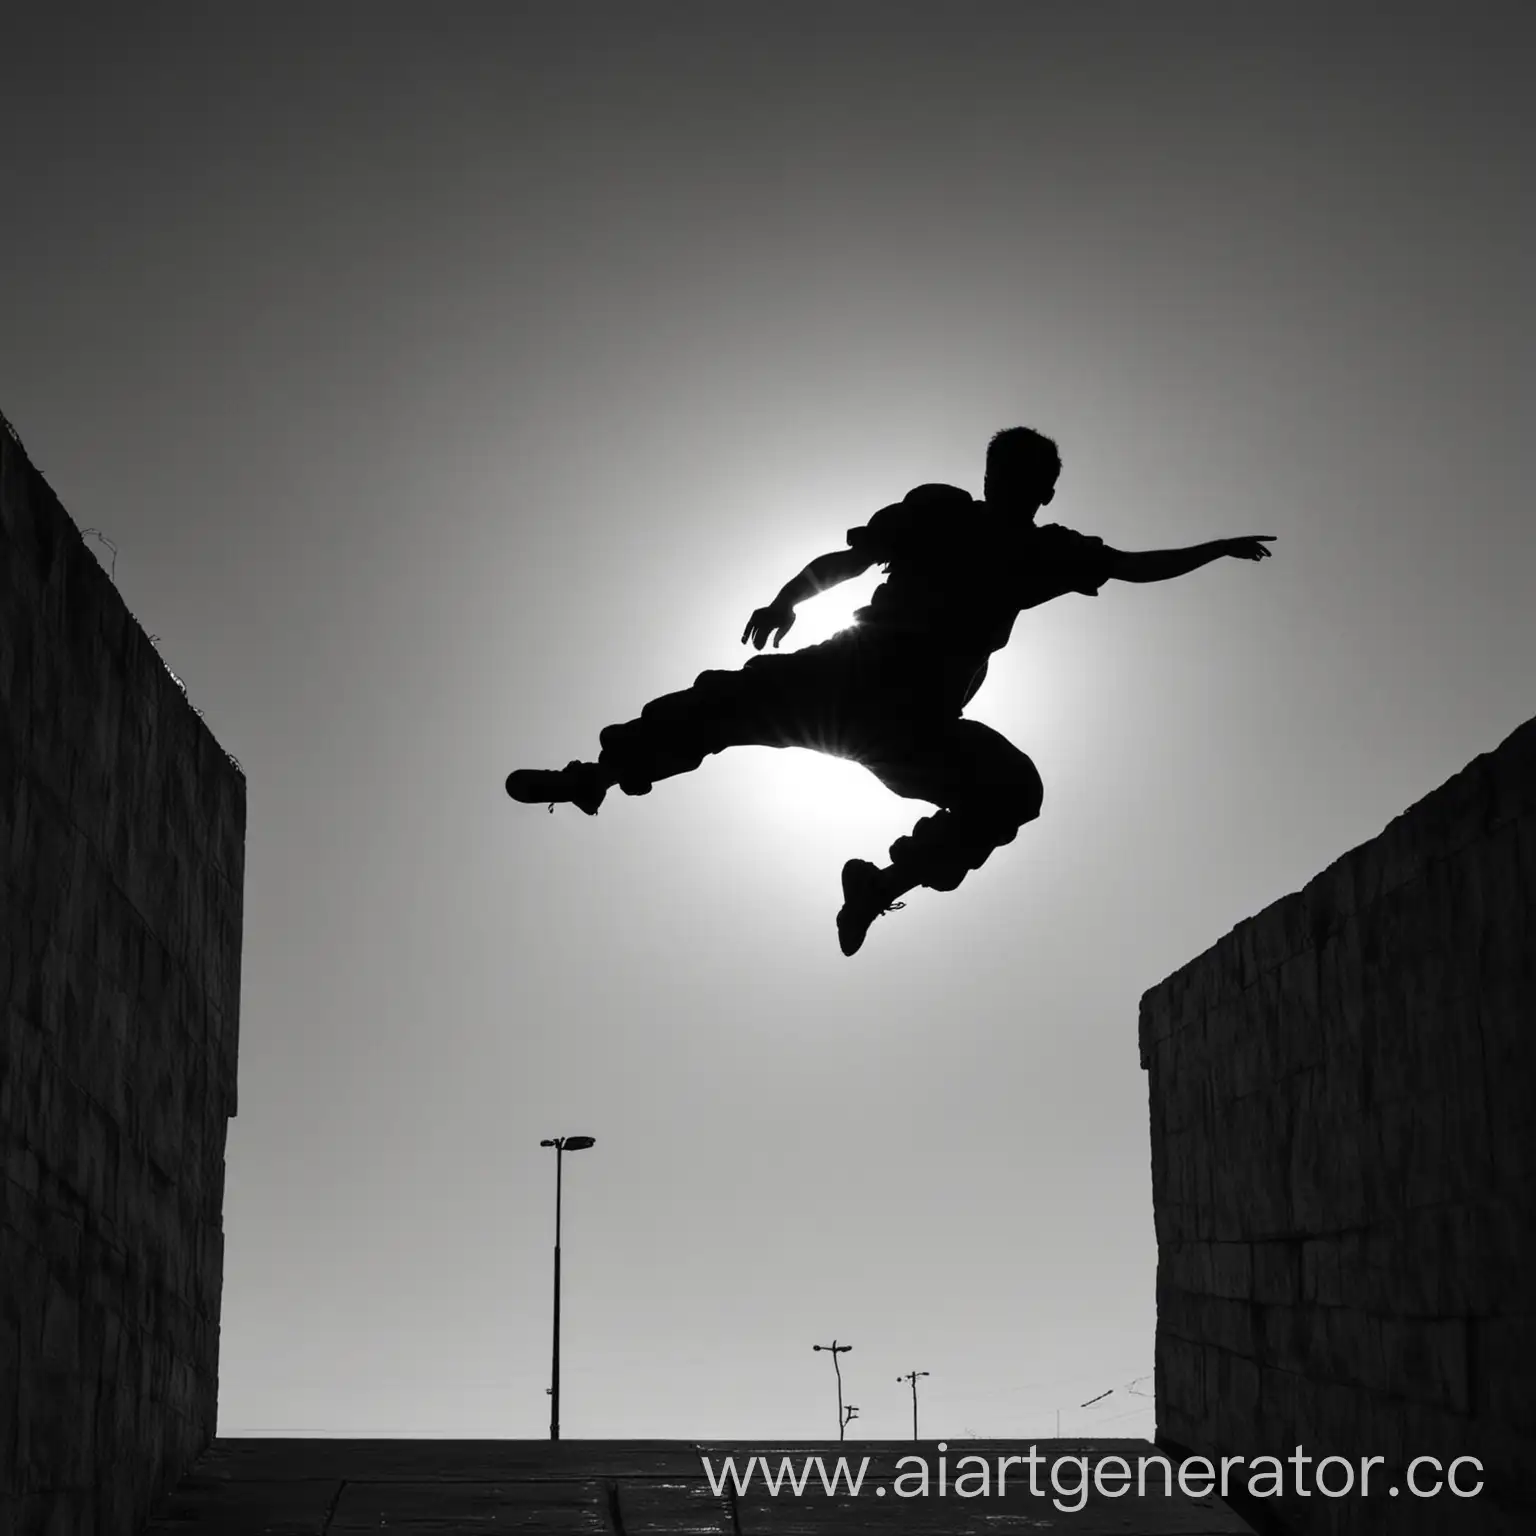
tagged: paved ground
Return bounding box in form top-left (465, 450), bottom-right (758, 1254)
top-left (142, 1438), bottom-right (1259, 1533)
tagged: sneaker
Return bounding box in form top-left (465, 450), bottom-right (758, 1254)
top-left (505, 760), bottom-right (608, 816)
top-left (836, 859), bottom-right (906, 956)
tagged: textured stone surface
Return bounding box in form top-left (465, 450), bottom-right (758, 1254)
top-left (1141, 716), bottom-right (1536, 1535)
top-left (1, 416), bottom-right (244, 1536)
top-left (141, 1439), bottom-right (1257, 1533)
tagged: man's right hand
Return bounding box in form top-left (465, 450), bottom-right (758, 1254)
top-left (742, 600), bottom-right (796, 650)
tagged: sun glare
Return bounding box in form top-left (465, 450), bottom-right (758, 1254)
top-left (741, 744), bottom-right (889, 827)
top-left (709, 568), bottom-right (922, 854)
top-left (782, 568), bottom-right (883, 647)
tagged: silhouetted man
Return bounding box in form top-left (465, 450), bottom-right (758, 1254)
top-left (507, 427), bottom-right (1274, 954)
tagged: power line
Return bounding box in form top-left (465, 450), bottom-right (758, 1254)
top-left (896, 1370), bottom-right (930, 1440)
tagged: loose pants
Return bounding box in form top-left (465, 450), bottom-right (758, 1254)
top-left (596, 630), bottom-right (1043, 892)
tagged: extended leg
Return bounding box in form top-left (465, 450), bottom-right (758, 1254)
top-left (507, 644), bottom-right (851, 812)
top-left (597, 665), bottom-right (770, 795)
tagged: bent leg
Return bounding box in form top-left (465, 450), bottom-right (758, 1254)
top-left (862, 718), bottom-right (1044, 892)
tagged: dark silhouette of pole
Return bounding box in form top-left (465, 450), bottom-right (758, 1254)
top-left (897, 1370), bottom-right (929, 1440)
top-left (540, 1134), bottom-right (595, 1440)
top-left (812, 1340), bottom-right (852, 1440)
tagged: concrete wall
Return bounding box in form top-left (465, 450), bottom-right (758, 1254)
top-left (1139, 716), bottom-right (1535, 1534)
top-left (1, 416), bottom-right (245, 1536)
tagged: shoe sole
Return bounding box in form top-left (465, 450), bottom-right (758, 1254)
top-left (505, 770), bottom-right (555, 803)
top-left (505, 770), bottom-right (539, 802)
top-left (505, 768), bottom-right (606, 815)
top-left (837, 859), bottom-right (880, 956)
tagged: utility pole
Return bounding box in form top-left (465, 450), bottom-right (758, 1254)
top-left (812, 1340), bottom-right (852, 1440)
top-left (897, 1370), bottom-right (929, 1440)
top-left (539, 1134), bottom-right (596, 1441)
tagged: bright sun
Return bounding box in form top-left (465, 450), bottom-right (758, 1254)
top-left (722, 568), bottom-right (917, 842)
top-left (742, 743), bottom-right (887, 825)
top-left (719, 742), bottom-right (915, 880)
top-left (782, 566), bottom-right (883, 647)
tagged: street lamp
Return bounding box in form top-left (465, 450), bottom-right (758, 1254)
top-left (540, 1134), bottom-right (596, 1440)
top-left (812, 1340), bottom-right (852, 1440)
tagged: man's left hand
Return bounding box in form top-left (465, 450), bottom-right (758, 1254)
top-left (1224, 536), bottom-right (1275, 561)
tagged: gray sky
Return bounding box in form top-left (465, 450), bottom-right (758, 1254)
top-left (3, 3), bottom-right (1531, 1440)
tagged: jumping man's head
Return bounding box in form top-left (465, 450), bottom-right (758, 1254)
top-left (984, 426), bottom-right (1061, 516)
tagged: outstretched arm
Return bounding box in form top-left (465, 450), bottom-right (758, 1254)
top-left (742, 547), bottom-right (878, 650)
top-left (1109, 536), bottom-right (1274, 583)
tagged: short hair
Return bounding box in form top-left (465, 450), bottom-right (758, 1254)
top-left (986, 426), bottom-right (1061, 489)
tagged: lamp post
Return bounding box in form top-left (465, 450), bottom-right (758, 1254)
top-left (540, 1134), bottom-right (596, 1441)
top-left (812, 1340), bottom-right (852, 1440)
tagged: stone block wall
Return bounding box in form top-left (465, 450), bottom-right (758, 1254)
top-left (1139, 716), bottom-right (1535, 1534)
top-left (1, 415), bottom-right (245, 1536)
